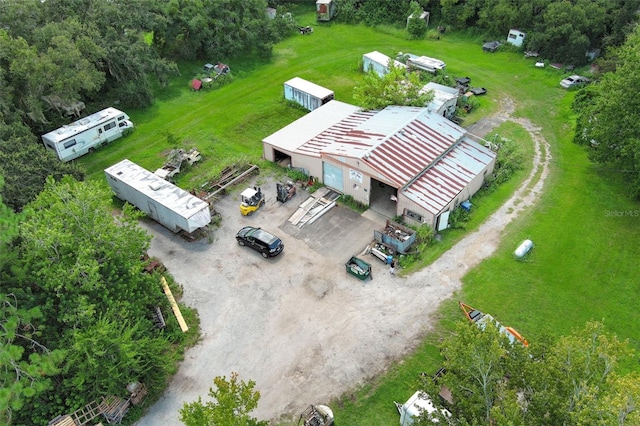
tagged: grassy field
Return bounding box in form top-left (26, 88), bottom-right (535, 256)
top-left (77, 6), bottom-right (640, 424)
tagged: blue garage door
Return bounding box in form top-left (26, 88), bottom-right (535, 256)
top-left (323, 162), bottom-right (344, 192)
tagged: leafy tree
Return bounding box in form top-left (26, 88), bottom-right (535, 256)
top-left (484, 136), bottom-right (525, 189)
top-left (477, 0), bottom-right (519, 38)
top-left (0, 118), bottom-right (84, 212)
top-left (354, 61), bottom-right (434, 110)
top-left (333, 0), bottom-right (410, 26)
top-left (0, 176), bottom-right (19, 244)
top-left (0, 0), bottom-right (178, 118)
top-left (440, 0), bottom-right (480, 30)
top-left (5, 176), bottom-right (176, 424)
top-left (59, 315), bottom-right (171, 408)
top-left (332, 0), bottom-right (365, 24)
top-left (439, 320), bottom-right (516, 424)
top-left (601, 0), bottom-right (640, 49)
top-left (431, 320), bottom-right (638, 425)
top-left (573, 25), bottom-right (640, 198)
top-left (407, 1), bottom-right (427, 40)
top-left (527, 1), bottom-right (591, 65)
top-left (180, 372), bottom-right (268, 426)
top-left (17, 176), bottom-right (162, 333)
top-left (0, 182), bottom-right (64, 425)
top-left (155, 0), bottom-right (275, 61)
top-left (0, 294), bottom-right (65, 425)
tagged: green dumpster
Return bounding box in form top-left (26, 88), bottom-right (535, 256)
top-left (345, 256), bottom-right (372, 281)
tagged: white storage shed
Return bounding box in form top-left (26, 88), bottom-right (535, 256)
top-left (284, 77), bottom-right (335, 111)
top-left (363, 51), bottom-right (407, 77)
top-left (422, 82), bottom-right (459, 118)
top-left (104, 159), bottom-right (211, 234)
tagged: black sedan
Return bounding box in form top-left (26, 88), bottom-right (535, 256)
top-left (236, 226), bottom-right (284, 258)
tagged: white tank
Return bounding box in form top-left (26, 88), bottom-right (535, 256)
top-left (514, 239), bottom-right (534, 258)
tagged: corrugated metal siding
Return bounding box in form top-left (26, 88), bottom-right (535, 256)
top-left (402, 140), bottom-right (495, 215)
top-left (263, 102), bottom-right (496, 224)
top-left (362, 109), bottom-right (465, 186)
top-left (262, 100), bottom-right (360, 154)
top-left (297, 110), bottom-right (378, 156)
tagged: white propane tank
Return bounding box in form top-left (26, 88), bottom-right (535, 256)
top-left (514, 239), bottom-right (533, 258)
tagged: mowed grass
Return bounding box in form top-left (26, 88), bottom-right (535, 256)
top-left (76, 8), bottom-right (640, 424)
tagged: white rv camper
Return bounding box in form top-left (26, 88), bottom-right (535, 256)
top-left (42, 107), bottom-right (133, 162)
top-left (104, 159), bottom-right (211, 234)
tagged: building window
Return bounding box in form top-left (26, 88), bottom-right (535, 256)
top-left (405, 209), bottom-right (423, 222)
top-left (63, 139), bottom-right (77, 149)
top-left (104, 121), bottom-right (116, 131)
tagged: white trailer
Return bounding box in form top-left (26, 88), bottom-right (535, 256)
top-left (363, 51), bottom-right (407, 77)
top-left (104, 159), bottom-right (211, 234)
top-left (406, 54), bottom-right (446, 74)
top-left (284, 77), bottom-right (335, 111)
top-left (42, 107), bottom-right (133, 162)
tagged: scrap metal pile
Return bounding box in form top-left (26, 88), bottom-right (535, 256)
top-left (154, 148), bottom-right (201, 181)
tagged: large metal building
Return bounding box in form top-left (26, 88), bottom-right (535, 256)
top-left (262, 101), bottom-right (496, 230)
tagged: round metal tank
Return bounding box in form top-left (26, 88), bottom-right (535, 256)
top-left (514, 239), bottom-right (534, 258)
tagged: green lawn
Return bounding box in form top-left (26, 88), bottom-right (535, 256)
top-left (77, 9), bottom-right (640, 425)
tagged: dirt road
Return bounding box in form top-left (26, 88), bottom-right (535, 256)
top-left (135, 98), bottom-right (551, 425)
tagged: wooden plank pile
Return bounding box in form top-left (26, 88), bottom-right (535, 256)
top-left (288, 187), bottom-right (340, 228)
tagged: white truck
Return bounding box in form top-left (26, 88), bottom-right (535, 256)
top-left (42, 107), bottom-right (133, 162)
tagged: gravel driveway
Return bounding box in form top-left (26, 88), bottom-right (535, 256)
top-left (135, 98), bottom-right (551, 425)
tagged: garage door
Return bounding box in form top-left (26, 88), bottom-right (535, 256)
top-left (323, 162), bottom-right (344, 192)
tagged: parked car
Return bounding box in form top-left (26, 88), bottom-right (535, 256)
top-left (236, 226), bottom-right (284, 258)
top-left (560, 75), bottom-right (590, 89)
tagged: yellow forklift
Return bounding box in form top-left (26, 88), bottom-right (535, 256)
top-left (240, 187), bottom-right (265, 216)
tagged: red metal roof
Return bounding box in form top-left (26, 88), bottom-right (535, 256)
top-left (280, 104), bottom-right (496, 216)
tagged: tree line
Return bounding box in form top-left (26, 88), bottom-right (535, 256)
top-left (336, 0), bottom-right (640, 67)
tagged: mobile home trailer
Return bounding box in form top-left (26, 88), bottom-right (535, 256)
top-left (363, 51), bottom-right (407, 77)
top-left (284, 77), bottom-right (335, 111)
top-left (104, 159), bottom-right (211, 234)
top-left (42, 107), bottom-right (133, 162)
